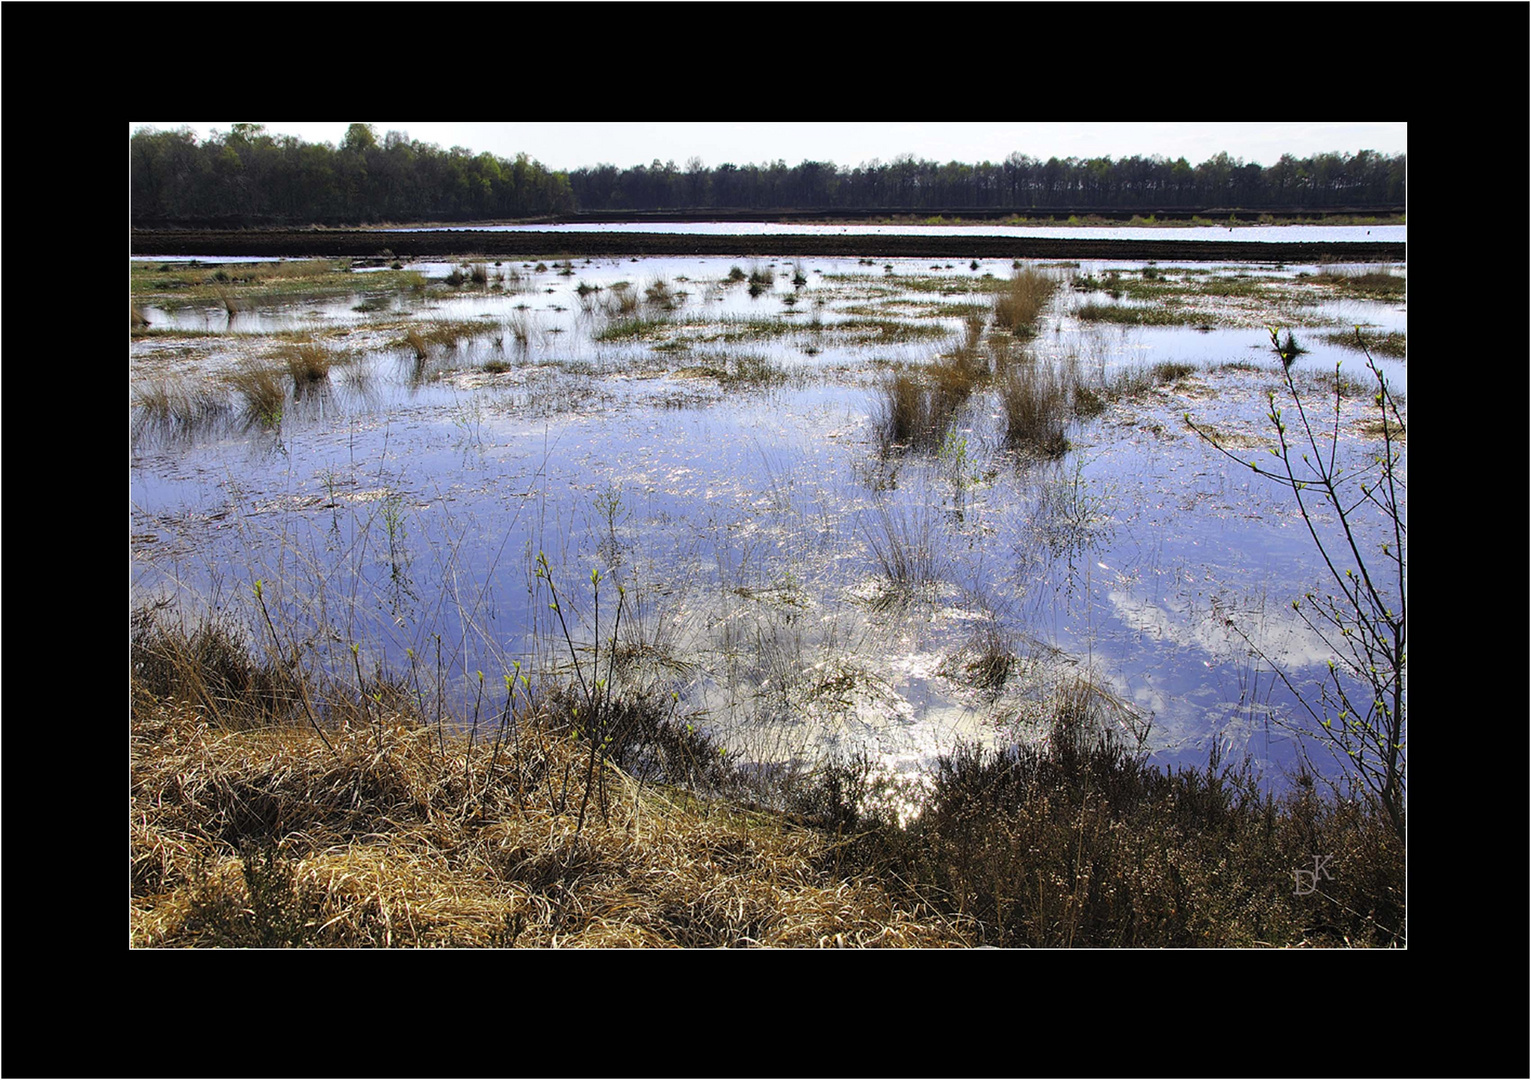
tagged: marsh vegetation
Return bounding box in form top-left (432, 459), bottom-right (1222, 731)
top-left (131, 249), bottom-right (1406, 947)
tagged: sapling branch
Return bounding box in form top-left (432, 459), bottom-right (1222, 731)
top-left (1185, 328), bottom-right (1404, 837)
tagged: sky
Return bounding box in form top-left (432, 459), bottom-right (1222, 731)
top-left (130, 122), bottom-right (1406, 173)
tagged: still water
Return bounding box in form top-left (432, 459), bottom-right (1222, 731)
top-left (131, 249), bottom-right (1405, 789)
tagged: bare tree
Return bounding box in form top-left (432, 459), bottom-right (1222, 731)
top-left (1187, 328), bottom-right (1405, 838)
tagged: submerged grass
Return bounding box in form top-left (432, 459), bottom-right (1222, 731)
top-left (132, 260), bottom-right (427, 310)
top-left (1310, 266), bottom-right (1406, 299)
top-left (680, 351), bottom-right (789, 386)
top-left (130, 255), bottom-right (1407, 948)
top-left (595, 315), bottom-right (674, 343)
top-left (1075, 302), bottom-right (1201, 327)
top-left (1097, 360), bottom-right (1204, 402)
top-left (1323, 329), bottom-right (1406, 359)
top-left (837, 318), bottom-right (949, 346)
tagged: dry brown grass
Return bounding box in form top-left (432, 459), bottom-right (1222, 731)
top-left (129, 692), bottom-right (962, 949)
top-left (223, 362), bottom-right (287, 426)
top-left (1000, 359), bottom-right (1071, 458)
top-left (278, 336), bottom-right (342, 385)
top-left (993, 266), bottom-right (1060, 336)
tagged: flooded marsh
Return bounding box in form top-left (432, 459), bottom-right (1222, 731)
top-left (130, 251), bottom-right (1406, 793)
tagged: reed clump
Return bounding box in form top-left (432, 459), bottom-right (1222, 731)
top-left (224, 362), bottom-right (288, 428)
top-left (132, 379), bottom-right (231, 439)
top-left (992, 266), bottom-right (1059, 337)
top-left (279, 336), bottom-right (341, 386)
top-left (999, 358), bottom-right (1071, 458)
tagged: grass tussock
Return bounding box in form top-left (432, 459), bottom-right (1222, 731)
top-left (992, 266), bottom-right (1060, 337)
top-left (862, 499), bottom-right (941, 603)
top-left (600, 282), bottom-right (641, 318)
top-left (747, 264), bottom-right (775, 297)
top-left (399, 320), bottom-right (486, 360)
top-left (1323, 329), bottom-right (1406, 360)
top-left (279, 336), bottom-right (342, 386)
top-left (1000, 359), bottom-right (1072, 458)
top-left (224, 362), bottom-right (288, 428)
top-left (131, 378), bottom-right (232, 440)
top-left (644, 278), bottom-right (677, 312)
top-left (873, 341), bottom-right (992, 456)
top-left (874, 369), bottom-right (959, 454)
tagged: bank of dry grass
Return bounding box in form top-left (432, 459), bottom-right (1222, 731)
top-left (129, 616), bottom-right (959, 948)
top-left (130, 613), bottom-right (1403, 948)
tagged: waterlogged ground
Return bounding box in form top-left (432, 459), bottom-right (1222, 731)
top-left (130, 252), bottom-right (1406, 787)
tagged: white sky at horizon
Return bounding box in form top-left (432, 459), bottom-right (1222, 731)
top-left (130, 122), bottom-right (1406, 173)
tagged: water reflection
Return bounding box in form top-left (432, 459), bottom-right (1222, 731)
top-left (131, 252), bottom-right (1404, 788)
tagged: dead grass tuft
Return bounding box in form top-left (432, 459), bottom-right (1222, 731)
top-left (993, 266), bottom-right (1060, 337)
top-left (279, 336), bottom-right (342, 385)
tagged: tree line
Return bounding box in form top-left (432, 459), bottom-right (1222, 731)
top-left (568, 149), bottom-right (1404, 214)
top-left (131, 124), bottom-right (1405, 226)
top-left (130, 123), bottom-right (576, 226)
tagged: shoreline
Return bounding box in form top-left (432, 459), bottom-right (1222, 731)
top-left (130, 229), bottom-right (1406, 264)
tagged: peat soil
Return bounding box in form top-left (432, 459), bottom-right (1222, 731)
top-left (130, 229), bottom-right (1406, 264)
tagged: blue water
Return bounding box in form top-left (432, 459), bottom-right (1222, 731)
top-left (131, 253), bottom-right (1405, 788)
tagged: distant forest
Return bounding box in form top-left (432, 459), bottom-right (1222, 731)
top-left (131, 123), bottom-right (1406, 227)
